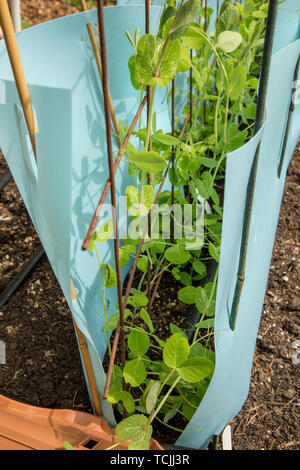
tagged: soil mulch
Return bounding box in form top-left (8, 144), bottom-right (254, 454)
top-left (0, 0), bottom-right (299, 450)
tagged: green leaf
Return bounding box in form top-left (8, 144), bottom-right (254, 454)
top-left (158, 5), bottom-right (177, 37)
top-left (180, 271), bottom-right (192, 286)
top-left (224, 129), bottom-right (248, 152)
top-left (196, 156), bottom-right (218, 169)
top-left (190, 343), bottom-right (215, 364)
top-left (100, 263), bottom-right (117, 288)
top-left (178, 286), bottom-right (197, 305)
top-left (157, 39), bottom-right (181, 87)
top-left (96, 218), bottom-right (113, 242)
top-left (163, 333), bottom-right (190, 369)
top-left (181, 23), bottom-right (205, 49)
top-left (137, 254), bottom-right (148, 273)
top-left (195, 286), bottom-right (208, 311)
top-left (120, 391), bottom-right (136, 414)
top-left (177, 44), bottom-right (192, 73)
top-left (126, 185), bottom-right (155, 217)
top-left (252, 10), bottom-right (267, 19)
top-left (115, 414), bottom-right (152, 450)
top-left (182, 402), bottom-right (196, 421)
top-left (215, 31), bottom-right (242, 53)
top-left (128, 151), bottom-right (167, 173)
top-left (171, 0), bottom-right (201, 40)
top-left (195, 318), bottom-right (214, 329)
top-left (170, 323), bottom-right (188, 339)
top-left (119, 248), bottom-right (130, 267)
top-left (165, 245), bottom-right (191, 265)
top-left (146, 381), bottom-right (161, 414)
top-left (228, 65), bottom-right (247, 101)
top-left (132, 293), bottom-right (149, 307)
top-left (101, 312), bottom-right (119, 332)
top-left (208, 242), bottom-right (220, 262)
top-left (123, 359), bottom-right (147, 387)
top-left (152, 133), bottom-right (181, 146)
top-left (128, 329), bottom-right (150, 356)
top-left (192, 260), bottom-right (207, 279)
top-left (177, 357), bottom-right (214, 383)
top-left (64, 441), bottom-right (75, 450)
top-left (216, 2), bottom-right (239, 36)
top-left (136, 34), bottom-right (181, 88)
top-left (140, 308), bottom-right (154, 333)
top-left (88, 232), bottom-right (97, 253)
top-left (128, 54), bottom-right (142, 90)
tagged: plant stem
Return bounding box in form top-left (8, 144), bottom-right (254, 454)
top-left (193, 265), bottom-right (219, 343)
top-left (149, 375), bottom-right (181, 425)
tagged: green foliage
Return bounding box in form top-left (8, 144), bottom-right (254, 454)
top-left (88, 0), bottom-right (267, 449)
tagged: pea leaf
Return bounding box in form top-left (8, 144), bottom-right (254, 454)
top-left (126, 185), bottom-right (155, 217)
top-left (208, 242), bottom-right (220, 262)
top-left (132, 293), bottom-right (149, 307)
top-left (137, 254), bottom-right (148, 273)
top-left (128, 54), bottom-right (142, 90)
top-left (123, 359), bottom-right (147, 387)
top-left (100, 263), bottom-right (117, 288)
top-left (171, 0), bottom-right (201, 40)
top-left (128, 329), bottom-right (150, 356)
top-left (192, 260), bottom-right (207, 278)
top-left (136, 34), bottom-right (181, 88)
top-left (181, 23), bottom-right (206, 49)
top-left (177, 44), bottom-right (192, 73)
top-left (177, 357), bottom-right (214, 383)
top-left (152, 133), bottom-right (181, 146)
top-left (216, 2), bottom-right (239, 36)
top-left (165, 244), bottom-right (191, 265)
top-left (146, 381), bottom-right (161, 414)
top-left (101, 312), bottom-right (119, 332)
top-left (115, 414), bottom-right (152, 450)
top-left (139, 307), bottom-right (154, 333)
top-left (228, 65), bottom-right (247, 100)
top-left (95, 219), bottom-right (113, 242)
top-left (119, 391), bottom-right (136, 415)
top-left (128, 151), bottom-right (167, 173)
top-left (178, 286), bottom-right (197, 305)
top-left (163, 333), bottom-right (190, 368)
top-left (215, 31), bottom-right (242, 53)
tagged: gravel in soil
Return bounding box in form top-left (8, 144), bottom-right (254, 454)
top-left (0, 0), bottom-right (299, 450)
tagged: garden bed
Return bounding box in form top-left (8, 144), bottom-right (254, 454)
top-left (0, 0), bottom-right (299, 450)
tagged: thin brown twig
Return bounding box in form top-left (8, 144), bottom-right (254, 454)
top-left (146, 0), bottom-right (152, 316)
top-left (97, 0), bottom-right (125, 377)
top-left (82, 95), bottom-right (147, 250)
top-left (80, 0), bottom-right (121, 146)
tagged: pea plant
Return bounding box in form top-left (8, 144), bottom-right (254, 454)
top-left (86, 0), bottom-right (268, 449)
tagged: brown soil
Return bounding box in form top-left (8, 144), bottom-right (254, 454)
top-left (0, 0), bottom-right (299, 450)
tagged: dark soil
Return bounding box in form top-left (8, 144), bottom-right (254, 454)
top-left (0, 0), bottom-right (299, 450)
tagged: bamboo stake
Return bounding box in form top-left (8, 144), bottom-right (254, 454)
top-left (70, 279), bottom-right (102, 416)
top-left (80, 0), bottom-right (121, 147)
top-left (97, 0), bottom-right (126, 378)
top-left (171, 77), bottom-right (175, 241)
top-left (229, 0), bottom-right (279, 330)
top-left (145, 0), bottom-right (152, 314)
top-left (0, 0), bottom-right (38, 159)
top-left (81, 95), bottom-right (147, 251)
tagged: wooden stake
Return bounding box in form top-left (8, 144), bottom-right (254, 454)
top-left (80, 0), bottom-right (121, 146)
top-left (0, 0), bottom-right (38, 159)
top-left (71, 279), bottom-right (102, 416)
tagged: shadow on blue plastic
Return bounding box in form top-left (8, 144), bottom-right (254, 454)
top-left (0, 1), bottom-right (299, 450)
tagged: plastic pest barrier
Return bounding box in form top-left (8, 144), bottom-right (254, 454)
top-left (0, 1), bottom-right (299, 450)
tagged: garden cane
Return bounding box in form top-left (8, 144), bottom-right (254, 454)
top-left (0, 0), bottom-right (37, 159)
